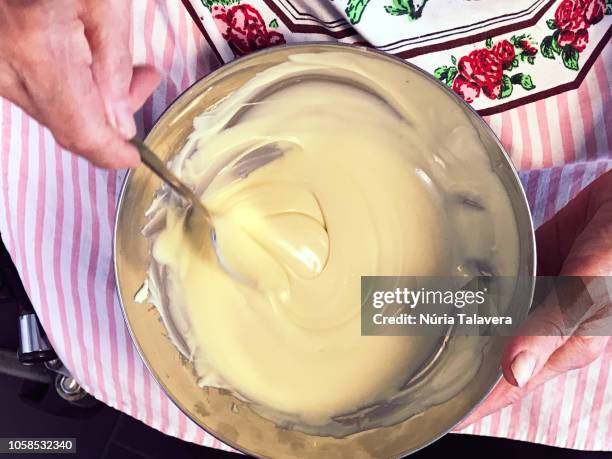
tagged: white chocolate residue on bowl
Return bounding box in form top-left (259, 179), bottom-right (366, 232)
top-left (140, 52), bottom-right (519, 431)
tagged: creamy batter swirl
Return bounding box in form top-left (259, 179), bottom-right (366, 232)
top-left (140, 51), bottom-right (519, 431)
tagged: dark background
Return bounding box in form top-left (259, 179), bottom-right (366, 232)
top-left (0, 241), bottom-right (609, 458)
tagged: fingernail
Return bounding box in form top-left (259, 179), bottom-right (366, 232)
top-left (511, 351), bottom-right (537, 387)
top-left (114, 102), bottom-right (137, 139)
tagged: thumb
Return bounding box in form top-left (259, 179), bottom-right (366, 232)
top-left (502, 279), bottom-right (572, 387)
top-left (502, 275), bottom-right (596, 387)
top-left (503, 339), bottom-right (562, 388)
top-left (128, 64), bottom-right (160, 113)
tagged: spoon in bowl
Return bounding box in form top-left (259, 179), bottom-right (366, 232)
top-left (130, 137), bottom-right (287, 281)
top-left (129, 137), bottom-right (216, 259)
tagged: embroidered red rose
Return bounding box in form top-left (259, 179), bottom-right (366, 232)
top-left (212, 4), bottom-right (285, 56)
top-left (557, 29), bottom-right (575, 47)
top-left (572, 28), bottom-right (590, 51)
top-left (438, 35), bottom-right (538, 103)
top-left (558, 28), bottom-right (590, 51)
top-left (452, 76), bottom-right (480, 103)
top-left (541, 0), bottom-right (603, 70)
top-left (458, 49), bottom-right (503, 99)
top-left (555, 0), bottom-right (588, 32)
top-left (518, 39), bottom-right (538, 56)
top-left (492, 40), bottom-right (515, 69)
top-left (582, 0), bottom-right (605, 25)
top-left (212, 6), bottom-right (230, 34)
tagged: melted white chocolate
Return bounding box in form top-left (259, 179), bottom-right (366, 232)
top-left (141, 51), bottom-right (519, 429)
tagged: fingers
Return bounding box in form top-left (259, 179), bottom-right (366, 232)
top-left (501, 288), bottom-right (570, 387)
top-left (63, 126), bottom-right (140, 169)
top-left (455, 378), bottom-right (518, 430)
top-left (42, 62), bottom-right (140, 169)
top-left (502, 336), bottom-right (566, 387)
top-left (457, 364), bottom-right (563, 430)
top-left (52, 62), bottom-right (159, 168)
top-left (128, 65), bottom-right (161, 112)
top-left (18, 23), bottom-right (140, 169)
top-left (58, 79), bottom-right (139, 168)
top-left (519, 170), bottom-right (612, 387)
top-left (457, 335), bottom-right (609, 429)
top-left (546, 335), bottom-right (609, 373)
top-left (1, 1), bottom-right (143, 169)
top-left (80, 0), bottom-right (136, 138)
top-left (502, 273), bottom-right (608, 387)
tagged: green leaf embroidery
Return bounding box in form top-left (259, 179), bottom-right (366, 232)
top-left (201, 0), bottom-right (238, 10)
top-left (433, 65), bottom-right (457, 86)
top-left (434, 65), bottom-right (449, 81)
top-left (384, 0), bottom-right (409, 16)
top-left (485, 38), bottom-right (492, 49)
top-left (561, 45), bottom-right (579, 70)
top-left (552, 30), bottom-right (562, 54)
top-left (510, 74), bottom-right (522, 84)
top-left (385, 0), bottom-right (429, 19)
top-left (384, 5), bottom-right (402, 15)
top-left (510, 57), bottom-right (519, 69)
top-left (268, 18), bottom-right (279, 28)
top-left (510, 73), bottom-right (536, 90)
top-left (451, 55), bottom-right (457, 65)
top-left (345, 0), bottom-right (372, 24)
top-left (520, 74), bottom-right (535, 90)
top-left (446, 67), bottom-right (458, 87)
top-left (434, 65), bottom-right (458, 87)
top-left (546, 18), bottom-right (557, 29)
top-left (540, 36), bottom-right (555, 59)
top-left (499, 75), bottom-right (513, 99)
top-left (510, 33), bottom-right (528, 48)
top-left (606, 0), bottom-right (612, 15)
top-left (518, 50), bottom-right (538, 64)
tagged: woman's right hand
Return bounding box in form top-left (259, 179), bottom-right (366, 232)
top-left (0, 0), bottom-right (160, 168)
top-left (458, 169), bottom-right (612, 428)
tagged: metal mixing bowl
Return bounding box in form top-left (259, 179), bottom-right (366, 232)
top-left (114, 43), bottom-right (536, 458)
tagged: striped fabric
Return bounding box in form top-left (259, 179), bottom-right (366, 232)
top-left (0, 0), bottom-right (609, 453)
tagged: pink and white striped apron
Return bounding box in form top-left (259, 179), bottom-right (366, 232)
top-left (0, 0), bottom-right (610, 453)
